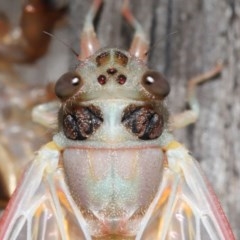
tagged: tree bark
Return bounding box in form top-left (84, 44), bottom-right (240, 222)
top-left (1, 0), bottom-right (239, 238)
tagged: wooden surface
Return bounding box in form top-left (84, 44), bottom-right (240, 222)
top-left (1, 0), bottom-right (239, 237)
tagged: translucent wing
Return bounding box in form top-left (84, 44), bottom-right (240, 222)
top-left (136, 142), bottom-right (235, 240)
top-left (0, 142), bottom-right (91, 240)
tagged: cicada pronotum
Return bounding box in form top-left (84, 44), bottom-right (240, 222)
top-left (0, 0), bottom-right (235, 239)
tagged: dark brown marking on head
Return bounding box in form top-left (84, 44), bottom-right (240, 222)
top-left (142, 71), bottom-right (170, 99)
top-left (63, 114), bottom-right (81, 140)
top-left (62, 105), bottom-right (103, 140)
top-left (96, 51), bottom-right (110, 66)
top-left (107, 68), bottom-right (117, 75)
top-left (55, 72), bottom-right (82, 101)
top-left (121, 105), bottom-right (164, 140)
top-left (114, 51), bottom-right (128, 66)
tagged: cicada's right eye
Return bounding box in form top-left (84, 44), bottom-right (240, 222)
top-left (141, 70), bottom-right (170, 100)
top-left (55, 72), bottom-right (82, 101)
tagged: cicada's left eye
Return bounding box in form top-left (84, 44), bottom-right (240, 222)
top-left (55, 72), bottom-right (82, 101)
top-left (141, 70), bottom-right (170, 99)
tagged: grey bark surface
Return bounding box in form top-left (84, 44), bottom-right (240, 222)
top-left (0, 0), bottom-right (239, 238)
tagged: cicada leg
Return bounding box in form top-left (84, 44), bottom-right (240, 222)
top-left (121, 0), bottom-right (149, 62)
top-left (79, 0), bottom-right (102, 60)
top-left (169, 63), bottom-right (223, 130)
top-left (32, 101), bottom-right (59, 129)
top-left (0, 0), bottom-right (67, 63)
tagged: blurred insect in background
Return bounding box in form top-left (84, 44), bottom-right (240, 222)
top-left (0, 0), bottom-right (236, 239)
top-left (0, 0), bottom-right (67, 207)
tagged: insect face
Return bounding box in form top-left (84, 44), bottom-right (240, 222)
top-left (54, 48), bottom-right (170, 146)
top-left (51, 48), bottom-right (171, 236)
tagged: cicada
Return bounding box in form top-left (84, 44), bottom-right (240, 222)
top-left (0, 0), bottom-right (235, 239)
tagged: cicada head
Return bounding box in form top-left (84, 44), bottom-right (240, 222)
top-left (54, 48), bottom-right (170, 147)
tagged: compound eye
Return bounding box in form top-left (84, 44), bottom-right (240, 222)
top-left (142, 71), bottom-right (170, 99)
top-left (55, 72), bottom-right (82, 101)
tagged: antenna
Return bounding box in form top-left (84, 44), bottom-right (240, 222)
top-left (144, 31), bottom-right (178, 57)
top-left (43, 31), bottom-right (79, 58)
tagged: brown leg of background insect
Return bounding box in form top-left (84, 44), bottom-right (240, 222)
top-left (121, 0), bottom-right (149, 62)
top-left (169, 63), bottom-right (223, 130)
top-left (0, 0), bottom-right (67, 63)
top-left (0, 144), bottom-right (17, 207)
top-left (0, 12), bottom-right (10, 38)
top-left (79, 0), bottom-right (102, 60)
